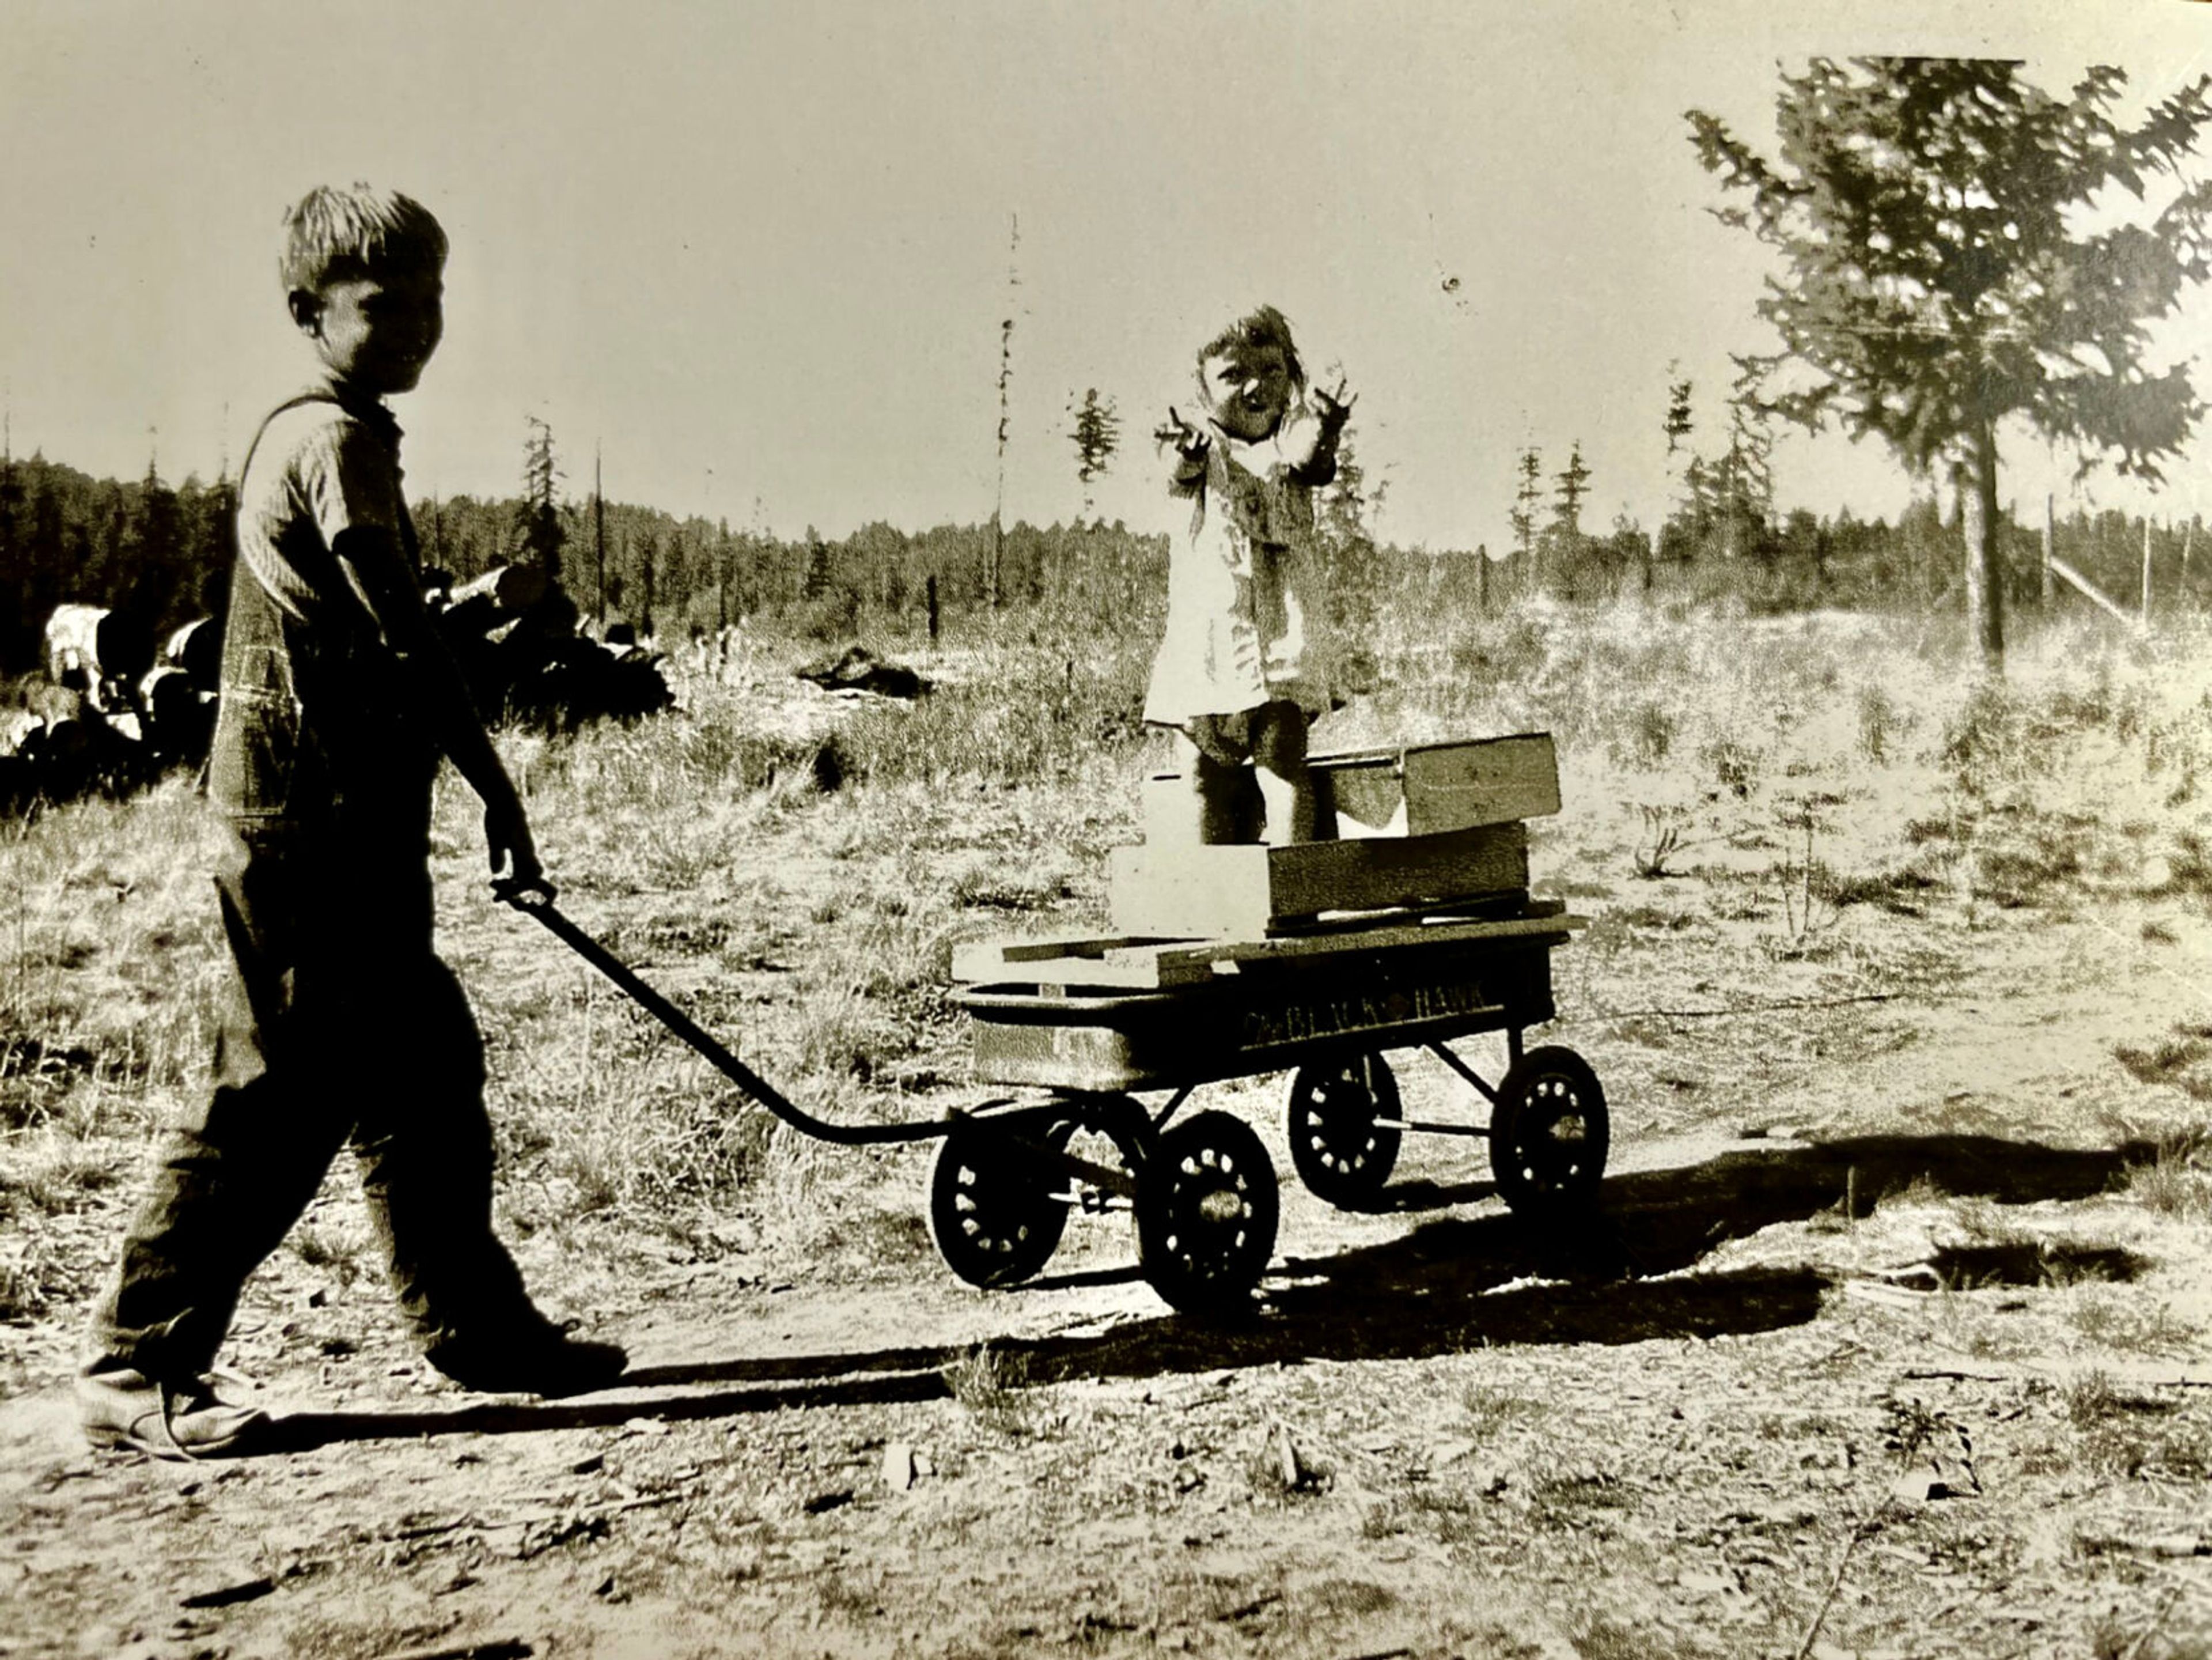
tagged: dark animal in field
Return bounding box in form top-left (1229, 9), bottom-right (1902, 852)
top-left (430, 569), bottom-right (673, 730)
top-left (138, 664), bottom-right (215, 765)
top-left (498, 630), bottom-right (677, 729)
top-left (3, 602), bottom-right (217, 812)
top-left (6, 563), bottom-right (675, 815)
top-left (44, 603), bottom-right (156, 715)
top-left (162, 617), bottom-right (221, 695)
top-left (1, 675), bottom-right (151, 810)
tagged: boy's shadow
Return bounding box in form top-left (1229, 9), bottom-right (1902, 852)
top-left (271, 1132), bottom-right (2145, 1452)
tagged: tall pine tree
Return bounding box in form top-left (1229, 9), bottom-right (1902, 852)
top-left (1691, 59), bottom-right (2212, 665)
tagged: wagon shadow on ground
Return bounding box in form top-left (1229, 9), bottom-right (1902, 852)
top-left (270, 1132), bottom-right (2147, 1453)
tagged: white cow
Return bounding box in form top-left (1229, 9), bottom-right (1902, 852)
top-left (44, 603), bottom-right (154, 714)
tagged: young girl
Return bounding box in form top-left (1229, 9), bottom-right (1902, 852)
top-left (1144, 304), bottom-right (1354, 845)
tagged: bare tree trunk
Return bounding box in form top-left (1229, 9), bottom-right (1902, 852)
top-left (1964, 419), bottom-right (2003, 670)
top-left (988, 214), bottom-right (1018, 613)
top-left (1959, 468), bottom-right (1983, 634)
top-left (2041, 493), bottom-right (2054, 609)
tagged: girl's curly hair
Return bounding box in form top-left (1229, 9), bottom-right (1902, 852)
top-left (1195, 304), bottom-right (1305, 391)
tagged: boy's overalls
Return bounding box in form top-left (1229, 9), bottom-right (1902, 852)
top-left (88, 394), bottom-right (543, 1383)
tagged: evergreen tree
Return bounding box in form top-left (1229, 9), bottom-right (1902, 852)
top-left (1319, 418), bottom-right (1380, 551)
top-left (1550, 441), bottom-right (1591, 543)
top-left (518, 415), bottom-right (565, 578)
top-left (802, 528), bottom-right (832, 600)
top-left (1661, 369), bottom-right (1695, 558)
top-left (122, 457), bottom-right (182, 621)
top-left (715, 517), bottom-right (732, 629)
top-left (1663, 370), bottom-right (1694, 456)
top-left (1691, 58), bottom-right (2212, 665)
top-left (1067, 388), bottom-right (1121, 521)
top-left (1316, 418), bottom-right (1385, 639)
top-left (1509, 446), bottom-right (1543, 566)
top-left (0, 434), bottom-right (22, 666)
top-left (1713, 389), bottom-right (1775, 560)
top-left (176, 477), bottom-right (234, 621)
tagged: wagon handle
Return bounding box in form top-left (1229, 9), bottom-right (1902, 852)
top-left (494, 880), bottom-right (948, 1147)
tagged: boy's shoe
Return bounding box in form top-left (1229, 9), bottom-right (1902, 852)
top-left (425, 1322), bottom-right (628, 1398)
top-left (79, 1365), bottom-right (270, 1461)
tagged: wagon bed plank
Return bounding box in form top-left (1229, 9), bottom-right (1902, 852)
top-left (950, 935), bottom-right (1214, 989)
top-left (1150, 910), bottom-right (1585, 976)
top-left (953, 907), bottom-right (1587, 991)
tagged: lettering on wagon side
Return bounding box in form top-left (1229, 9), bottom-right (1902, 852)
top-left (1238, 975), bottom-right (1494, 1052)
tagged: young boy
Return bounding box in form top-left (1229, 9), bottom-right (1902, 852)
top-left (79, 184), bottom-right (626, 1460)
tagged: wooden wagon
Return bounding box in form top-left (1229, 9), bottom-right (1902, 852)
top-left (935, 732), bottom-right (1608, 1314)
top-left (505, 731), bottom-right (1607, 1317)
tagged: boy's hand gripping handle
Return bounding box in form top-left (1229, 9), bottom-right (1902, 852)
top-left (492, 874), bottom-right (558, 908)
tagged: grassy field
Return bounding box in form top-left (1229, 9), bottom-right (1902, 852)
top-left (5, 589), bottom-right (2212, 1658)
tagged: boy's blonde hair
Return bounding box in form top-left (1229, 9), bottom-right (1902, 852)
top-left (1196, 304), bottom-right (1306, 391)
top-left (279, 184), bottom-right (446, 293)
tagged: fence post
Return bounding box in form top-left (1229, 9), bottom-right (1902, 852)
top-left (926, 573), bottom-right (940, 645)
top-left (2041, 494), bottom-right (2054, 609)
top-left (2142, 519), bottom-right (2153, 629)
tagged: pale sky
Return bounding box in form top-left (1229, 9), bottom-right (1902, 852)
top-left (5, 0), bottom-right (2210, 550)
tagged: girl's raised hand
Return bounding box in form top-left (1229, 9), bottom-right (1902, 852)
top-left (1154, 406), bottom-right (1208, 457)
top-left (1313, 379), bottom-right (1356, 428)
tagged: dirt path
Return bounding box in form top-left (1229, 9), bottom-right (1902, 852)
top-left (6, 884), bottom-right (2212, 1658)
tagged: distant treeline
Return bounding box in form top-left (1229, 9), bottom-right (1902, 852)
top-left (1525, 497), bottom-right (2211, 622)
top-left (2, 446), bottom-right (2205, 676)
top-left (417, 494), bottom-right (1177, 648)
top-left (0, 449), bottom-right (1177, 672)
top-left (1, 457), bottom-right (234, 673)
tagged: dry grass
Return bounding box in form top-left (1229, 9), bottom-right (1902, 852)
top-left (941, 1341), bottom-right (1037, 1438)
top-left (17, 602), bottom-right (2207, 1255)
top-left (9, 596), bottom-right (2212, 1653)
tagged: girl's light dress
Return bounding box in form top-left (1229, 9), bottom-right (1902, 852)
top-left (1142, 413), bottom-right (1335, 730)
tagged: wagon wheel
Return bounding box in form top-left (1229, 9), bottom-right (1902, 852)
top-left (1135, 1110), bottom-right (1279, 1317)
top-left (1489, 1045), bottom-right (1609, 1216)
top-left (1286, 1053), bottom-right (1402, 1208)
top-left (927, 1115), bottom-right (1075, 1288)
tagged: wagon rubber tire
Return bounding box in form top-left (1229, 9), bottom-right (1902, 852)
top-left (1489, 1045), bottom-right (1609, 1216)
top-left (1287, 1053), bottom-right (1402, 1208)
top-left (927, 1116), bottom-right (1074, 1288)
top-left (1135, 1110), bottom-right (1279, 1317)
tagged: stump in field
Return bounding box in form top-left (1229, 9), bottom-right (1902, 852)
top-left (794, 644), bottom-right (930, 701)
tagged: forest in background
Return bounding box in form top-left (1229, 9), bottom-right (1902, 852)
top-left (12, 56), bottom-right (2212, 685)
top-left (2, 428), bottom-right (2207, 686)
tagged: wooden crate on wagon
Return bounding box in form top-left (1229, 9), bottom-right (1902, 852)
top-left (1116, 731), bottom-right (1561, 938)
